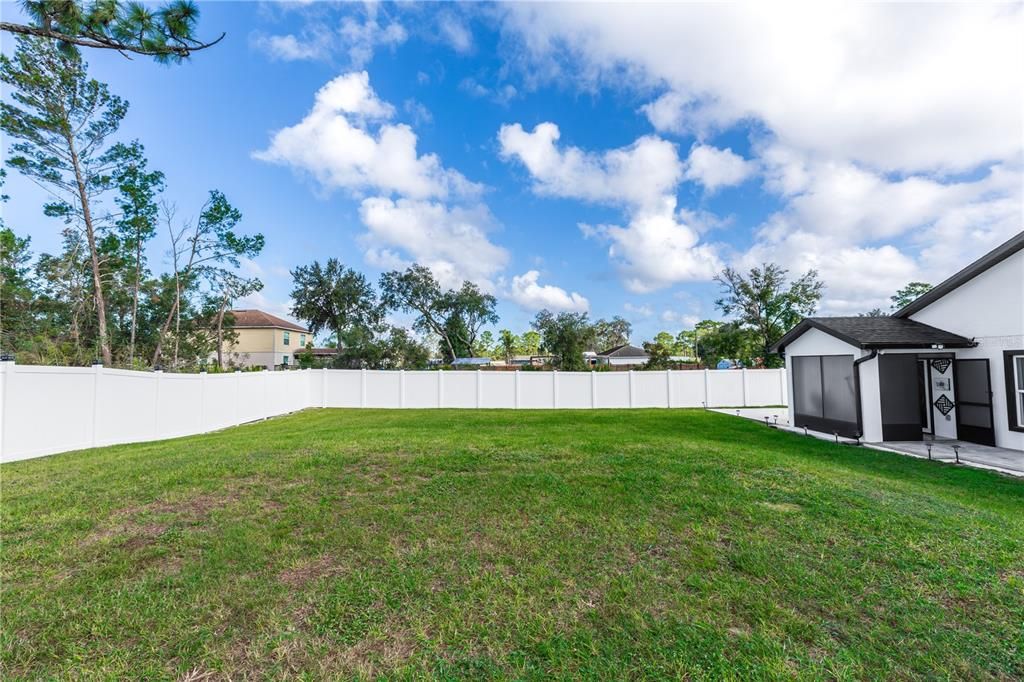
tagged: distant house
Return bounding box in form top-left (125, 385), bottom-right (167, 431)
top-left (596, 344), bottom-right (650, 367)
top-left (221, 309), bottom-right (311, 370)
top-left (774, 231), bottom-right (1023, 451)
top-left (451, 357), bottom-right (493, 367)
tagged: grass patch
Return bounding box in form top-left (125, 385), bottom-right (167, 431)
top-left (2, 409), bottom-right (1023, 679)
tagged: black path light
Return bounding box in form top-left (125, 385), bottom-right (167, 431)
top-left (952, 445), bottom-right (961, 464)
top-left (926, 443), bottom-right (933, 460)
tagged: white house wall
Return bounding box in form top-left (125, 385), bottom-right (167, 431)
top-left (906, 248), bottom-right (1024, 450)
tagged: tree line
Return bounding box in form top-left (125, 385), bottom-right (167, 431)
top-left (1, 34), bottom-right (263, 369)
top-left (0, 5), bottom-right (930, 372)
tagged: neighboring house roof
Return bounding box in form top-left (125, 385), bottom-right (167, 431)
top-left (230, 309), bottom-right (310, 333)
top-left (893, 230), bottom-right (1024, 318)
top-left (598, 343), bottom-right (649, 358)
top-left (451, 357), bottom-right (492, 366)
top-left (773, 316), bottom-right (975, 353)
top-left (308, 347), bottom-right (338, 356)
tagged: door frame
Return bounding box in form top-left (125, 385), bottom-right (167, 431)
top-left (918, 359), bottom-right (933, 434)
top-left (953, 358), bottom-right (997, 447)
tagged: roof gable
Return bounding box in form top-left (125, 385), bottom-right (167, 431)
top-left (893, 230), bottom-right (1024, 318)
top-left (230, 309), bottom-right (310, 333)
top-left (599, 343), bottom-right (649, 357)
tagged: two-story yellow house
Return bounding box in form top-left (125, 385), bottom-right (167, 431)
top-left (221, 310), bottom-right (311, 369)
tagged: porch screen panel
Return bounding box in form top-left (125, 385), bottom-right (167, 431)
top-left (957, 365), bottom-right (989, 404)
top-left (822, 355), bottom-right (857, 424)
top-left (793, 356), bottom-right (823, 418)
top-left (958, 404), bottom-right (993, 428)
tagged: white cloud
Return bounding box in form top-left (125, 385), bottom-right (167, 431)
top-left (501, 3), bottom-right (1023, 173)
top-left (460, 78), bottom-right (518, 105)
top-left (251, 32), bottom-right (330, 61)
top-left (599, 198), bottom-right (723, 293)
top-left (501, 122), bottom-right (721, 291)
top-left (684, 145), bottom-right (755, 191)
top-left (498, 122), bottom-right (682, 209)
top-left (660, 310), bottom-right (700, 328)
top-left (623, 302), bottom-right (653, 318)
top-left (252, 4), bottom-right (406, 67)
top-left (505, 270), bottom-right (589, 313)
top-left (339, 13), bottom-right (407, 67)
top-left (254, 71), bottom-right (479, 200)
top-left (258, 71), bottom-right (508, 288)
top-left (359, 197), bottom-right (509, 289)
top-left (438, 12), bottom-right (473, 53)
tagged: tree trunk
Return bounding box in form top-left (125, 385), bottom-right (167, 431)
top-left (128, 237), bottom-right (142, 366)
top-left (68, 136), bottom-right (111, 366)
top-left (215, 292), bottom-right (229, 369)
top-left (151, 297), bottom-right (178, 367)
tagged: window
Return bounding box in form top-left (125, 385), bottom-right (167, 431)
top-left (1005, 350), bottom-right (1024, 432)
top-left (300, 334), bottom-right (306, 347)
top-left (283, 330), bottom-right (290, 346)
top-left (282, 355), bottom-right (289, 366)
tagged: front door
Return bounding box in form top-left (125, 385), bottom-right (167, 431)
top-left (879, 354), bottom-right (924, 441)
top-left (953, 359), bottom-right (997, 446)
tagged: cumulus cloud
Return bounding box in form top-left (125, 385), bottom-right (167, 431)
top-left (257, 71), bottom-right (507, 288)
top-left (255, 71), bottom-right (479, 200)
top-left (500, 121), bottom-right (721, 291)
top-left (505, 270), bottom-right (589, 313)
top-left (501, 3), bottom-right (1023, 173)
top-left (359, 197), bottom-right (508, 289)
top-left (499, 4), bottom-right (1023, 307)
top-left (498, 122), bottom-right (682, 209)
top-left (684, 145), bottom-right (755, 191)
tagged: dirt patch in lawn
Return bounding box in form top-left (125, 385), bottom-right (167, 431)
top-left (278, 556), bottom-right (347, 588)
top-left (758, 501), bottom-right (803, 513)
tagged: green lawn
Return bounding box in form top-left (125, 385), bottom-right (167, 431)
top-left (2, 409), bottom-right (1023, 680)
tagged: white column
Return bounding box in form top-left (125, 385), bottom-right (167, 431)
top-left (360, 368), bottom-right (367, 408)
top-left (476, 369), bottom-right (482, 408)
top-left (321, 368), bottom-right (327, 408)
top-left (666, 369), bottom-right (673, 408)
top-left (91, 362), bottom-right (102, 447)
top-left (552, 370), bottom-right (558, 409)
top-left (590, 370), bottom-right (597, 408)
top-left (741, 368), bottom-right (748, 407)
top-left (779, 368), bottom-right (788, 406)
top-left (514, 370), bottom-right (520, 409)
top-left (400, 369), bottom-right (406, 408)
top-left (437, 369), bottom-right (444, 408)
top-left (703, 368), bottom-right (711, 408)
top-left (628, 370), bottom-right (635, 408)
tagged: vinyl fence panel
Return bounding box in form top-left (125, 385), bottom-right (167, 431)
top-left (0, 363), bottom-right (786, 462)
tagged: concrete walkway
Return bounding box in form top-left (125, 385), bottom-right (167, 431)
top-left (714, 408), bottom-right (1023, 478)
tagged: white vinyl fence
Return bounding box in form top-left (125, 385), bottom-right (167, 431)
top-left (0, 362), bottom-right (787, 463)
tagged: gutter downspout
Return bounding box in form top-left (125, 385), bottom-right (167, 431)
top-left (853, 349), bottom-right (878, 439)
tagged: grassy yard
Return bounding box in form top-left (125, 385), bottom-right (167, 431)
top-left (2, 409), bottom-right (1023, 680)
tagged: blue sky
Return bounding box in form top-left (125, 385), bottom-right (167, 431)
top-left (4, 2), bottom-right (1022, 343)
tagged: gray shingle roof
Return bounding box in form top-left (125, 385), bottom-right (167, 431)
top-left (598, 343), bottom-right (649, 358)
top-left (773, 316), bottom-right (974, 352)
